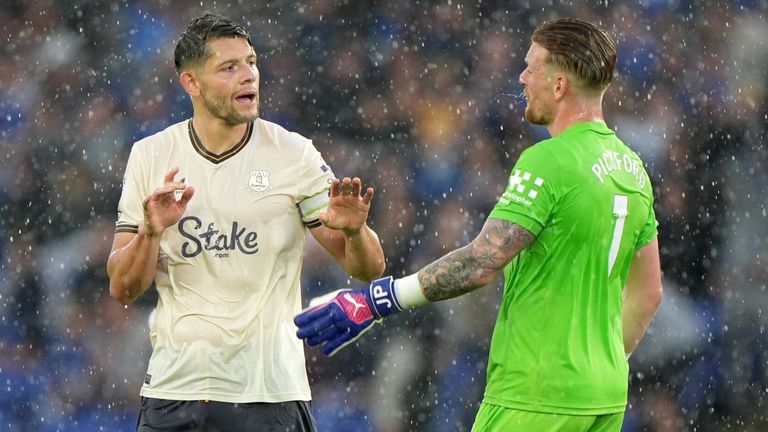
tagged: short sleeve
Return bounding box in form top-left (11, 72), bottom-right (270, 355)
top-left (296, 141), bottom-right (334, 228)
top-left (115, 145), bottom-right (147, 234)
top-left (635, 199), bottom-right (658, 250)
top-left (488, 146), bottom-right (558, 236)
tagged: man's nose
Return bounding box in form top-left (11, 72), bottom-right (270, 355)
top-left (242, 65), bottom-right (259, 83)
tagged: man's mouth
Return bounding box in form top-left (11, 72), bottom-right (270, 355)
top-left (235, 92), bottom-right (257, 104)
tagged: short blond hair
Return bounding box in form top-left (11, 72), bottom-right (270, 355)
top-left (532, 19), bottom-right (617, 91)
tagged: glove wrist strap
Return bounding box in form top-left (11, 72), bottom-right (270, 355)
top-left (367, 276), bottom-right (403, 318)
top-left (367, 274), bottom-right (429, 319)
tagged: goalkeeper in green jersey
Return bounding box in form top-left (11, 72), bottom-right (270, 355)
top-left (295, 18), bottom-right (662, 432)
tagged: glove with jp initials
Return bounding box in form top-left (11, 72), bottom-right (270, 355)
top-left (294, 276), bottom-right (403, 356)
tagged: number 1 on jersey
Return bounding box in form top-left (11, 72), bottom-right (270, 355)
top-left (608, 195), bottom-right (628, 276)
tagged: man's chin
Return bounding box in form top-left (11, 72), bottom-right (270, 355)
top-left (224, 111), bottom-right (259, 125)
top-left (524, 110), bottom-right (548, 126)
top-left (241, 111), bottom-right (260, 122)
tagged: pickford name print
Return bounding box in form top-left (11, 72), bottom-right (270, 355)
top-left (178, 216), bottom-right (259, 258)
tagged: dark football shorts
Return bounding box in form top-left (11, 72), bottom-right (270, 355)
top-left (136, 397), bottom-right (317, 432)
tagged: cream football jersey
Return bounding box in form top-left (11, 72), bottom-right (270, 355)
top-left (115, 118), bottom-right (333, 403)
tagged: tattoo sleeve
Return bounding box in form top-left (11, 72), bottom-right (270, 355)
top-left (418, 219), bottom-right (535, 302)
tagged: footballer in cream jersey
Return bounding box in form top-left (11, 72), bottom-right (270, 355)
top-left (116, 117), bottom-right (333, 403)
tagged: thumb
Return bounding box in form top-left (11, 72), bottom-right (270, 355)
top-left (178, 186), bottom-right (195, 206)
top-left (318, 212), bottom-right (329, 225)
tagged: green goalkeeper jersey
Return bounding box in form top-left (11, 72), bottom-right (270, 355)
top-left (485, 121), bottom-right (658, 415)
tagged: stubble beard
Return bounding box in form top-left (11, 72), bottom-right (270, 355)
top-left (524, 102), bottom-right (552, 126)
top-left (202, 91), bottom-right (259, 126)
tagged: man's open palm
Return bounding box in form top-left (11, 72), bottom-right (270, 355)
top-left (320, 177), bottom-right (373, 234)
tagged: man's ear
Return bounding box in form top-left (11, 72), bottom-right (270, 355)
top-left (553, 74), bottom-right (568, 102)
top-left (180, 70), bottom-right (200, 97)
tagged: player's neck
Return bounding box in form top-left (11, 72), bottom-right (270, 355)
top-left (547, 99), bottom-right (604, 137)
top-left (191, 113), bottom-right (250, 155)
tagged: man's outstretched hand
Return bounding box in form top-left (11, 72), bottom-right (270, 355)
top-left (294, 277), bottom-right (403, 356)
top-left (294, 289), bottom-right (377, 356)
top-left (318, 177), bottom-right (374, 235)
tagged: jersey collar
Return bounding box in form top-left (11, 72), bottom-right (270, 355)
top-left (188, 120), bottom-right (254, 164)
top-left (560, 121), bottom-right (614, 136)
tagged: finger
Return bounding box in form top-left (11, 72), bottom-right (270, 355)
top-left (296, 311), bottom-right (336, 339)
top-left (164, 166), bottom-right (180, 184)
top-left (307, 289), bottom-right (347, 309)
top-left (318, 212), bottom-right (330, 226)
top-left (325, 318), bottom-right (376, 356)
top-left (361, 187), bottom-right (374, 206)
top-left (351, 177), bottom-right (362, 197)
top-left (155, 182), bottom-right (189, 203)
top-left (340, 177), bottom-right (353, 195)
top-left (143, 183), bottom-right (188, 210)
top-left (294, 302), bottom-right (334, 327)
top-left (328, 178), bottom-right (340, 198)
top-left (306, 326), bottom-right (339, 347)
top-left (178, 186), bottom-right (195, 206)
top-left (144, 190), bottom-right (172, 208)
top-left (153, 182), bottom-right (188, 197)
top-left (324, 331), bottom-right (355, 356)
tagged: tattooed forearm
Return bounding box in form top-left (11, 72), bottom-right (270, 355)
top-left (418, 219), bottom-right (535, 302)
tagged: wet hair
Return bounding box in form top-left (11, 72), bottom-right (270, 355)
top-left (173, 13), bottom-right (253, 73)
top-left (531, 18), bottom-right (617, 92)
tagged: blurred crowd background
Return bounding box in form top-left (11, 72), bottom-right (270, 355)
top-left (1, 0), bottom-right (767, 431)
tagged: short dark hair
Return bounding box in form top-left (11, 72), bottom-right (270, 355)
top-left (174, 13), bottom-right (253, 73)
top-left (531, 19), bottom-right (617, 92)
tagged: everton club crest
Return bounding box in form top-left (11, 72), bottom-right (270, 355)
top-left (247, 169), bottom-right (271, 195)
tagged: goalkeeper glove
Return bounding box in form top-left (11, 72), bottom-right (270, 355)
top-left (294, 276), bottom-right (404, 356)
